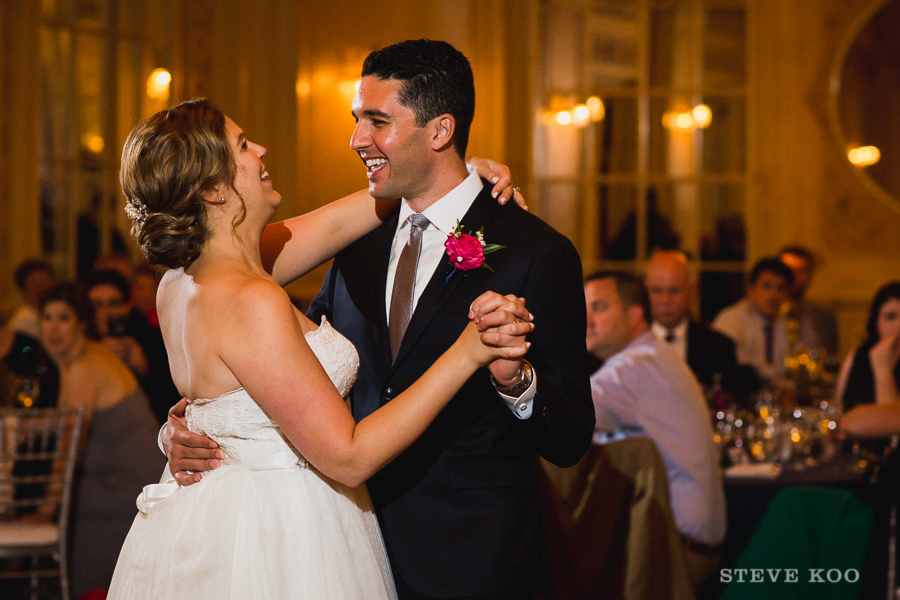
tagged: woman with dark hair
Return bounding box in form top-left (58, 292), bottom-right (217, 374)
top-left (107, 98), bottom-right (530, 598)
top-left (835, 281), bottom-right (900, 412)
top-left (37, 282), bottom-right (162, 598)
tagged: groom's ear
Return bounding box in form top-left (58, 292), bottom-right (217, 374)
top-left (430, 114), bottom-right (456, 152)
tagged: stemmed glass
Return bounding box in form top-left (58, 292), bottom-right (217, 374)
top-left (14, 377), bottom-right (39, 408)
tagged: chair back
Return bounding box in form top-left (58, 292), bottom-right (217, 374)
top-left (540, 436), bottom-right (694, 600)
top-left (0, 406), bottom-right (86, 536)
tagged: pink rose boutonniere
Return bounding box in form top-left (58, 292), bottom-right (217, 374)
top-left (444, 220), bottom-right (505, 279)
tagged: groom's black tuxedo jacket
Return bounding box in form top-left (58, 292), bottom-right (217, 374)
top-left (308, 181), bottom-right (594, 598)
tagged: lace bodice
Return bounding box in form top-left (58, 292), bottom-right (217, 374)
top-left (185, 317), bottom-right (359, 464)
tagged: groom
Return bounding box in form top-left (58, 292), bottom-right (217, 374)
top-left (310, 39), bottom-right (594, 599)
top-left (168, 40), bottom-right (594, 598)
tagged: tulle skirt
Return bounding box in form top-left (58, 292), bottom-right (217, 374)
top-left (108, 456), bottom-right (396, 599)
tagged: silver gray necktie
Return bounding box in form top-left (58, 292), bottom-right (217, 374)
top-left (389, 214), bottom-right (430, 359)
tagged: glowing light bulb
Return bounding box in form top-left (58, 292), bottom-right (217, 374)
top-left (586, 96), bottom-right (605, 120)
top-left (675, 113), bottom-right (693, 129)
top-left (82, 133), bottom-right (104, 153)
top-left (556, 111), bottom-right (572, 126)
top-left (147, 68), bottom-right (171, 100)
top-left (692, 104), bottom-right (712, 128)
top-left (573, 105), bottom-right (590, 121)
top-left (848, 145), bottom-right (881, 167)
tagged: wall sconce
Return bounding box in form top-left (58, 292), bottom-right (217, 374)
top-left (545, 95), bottom-right (605, 128)
top-left (147, 68), bottom-right (171, 101)
top-left (662, 103), bottom-right (712, 130)
top-left (847, 145), bottom-right (880, 167)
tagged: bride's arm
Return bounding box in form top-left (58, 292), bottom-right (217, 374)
top-left (262, 158), bottom-right (521, 286)
top-left (218, 282), bottom-right (531, 487)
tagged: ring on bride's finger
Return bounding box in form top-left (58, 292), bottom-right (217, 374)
top-left (513, 186), bottom-right (521, 193)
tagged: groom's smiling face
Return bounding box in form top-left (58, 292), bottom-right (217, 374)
top-left (350, 76), bottom-right (432, 201)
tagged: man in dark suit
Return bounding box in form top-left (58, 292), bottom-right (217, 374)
top-left (303, 39), bottom-right (594, 599)
top-left (645, 250), bottom-right (750, 400)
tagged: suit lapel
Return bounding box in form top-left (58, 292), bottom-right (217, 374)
top-left (344, 212), bottom-right (398, 370)
top-left (390, 187), bottom-right (496, 369)
top-left (685, 322), bottom-right (697, 365)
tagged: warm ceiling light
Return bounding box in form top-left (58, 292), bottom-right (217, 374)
top-left (147, 68), bottom-right (171, 100)
top-left (848, 145), bottom-right (880, 167)
top-left (556, 111), bottom-right (572, 125)
top-left (573, 105), bottom-right (590, 121)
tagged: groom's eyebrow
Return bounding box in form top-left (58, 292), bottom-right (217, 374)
top-left (353, 108), bottom-right (392, 122)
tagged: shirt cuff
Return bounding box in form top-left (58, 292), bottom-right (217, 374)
top-left (496, 370), bottom-right (537, 420)
top-left (158, 423), bottom-right (167, 456)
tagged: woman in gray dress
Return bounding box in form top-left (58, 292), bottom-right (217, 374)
top-left (38, 282), bottom-right (162, 597)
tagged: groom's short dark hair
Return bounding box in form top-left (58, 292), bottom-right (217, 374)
top-left (362, 39), bottom-right (475, 160)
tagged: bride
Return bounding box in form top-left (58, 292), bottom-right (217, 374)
top-left (107, 98), bottom-right (532, 599)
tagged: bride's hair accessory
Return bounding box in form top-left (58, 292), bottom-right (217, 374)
top-left (125, 197), bottom-right (149, 227)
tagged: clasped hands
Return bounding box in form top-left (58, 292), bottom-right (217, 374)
top-left (162, 292), bottom-right (533, 487)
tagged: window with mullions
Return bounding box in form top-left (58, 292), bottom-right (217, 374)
top-left (534, 0), bottom-right (751, 319)
top-left (39, 0), bottom-right (173, 278)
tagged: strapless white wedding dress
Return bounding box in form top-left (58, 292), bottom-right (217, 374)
top-left (108, 318), bottom-right (397, 599)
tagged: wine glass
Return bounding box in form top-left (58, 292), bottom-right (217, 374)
top-left (15, 377), bottom-right (39, 408)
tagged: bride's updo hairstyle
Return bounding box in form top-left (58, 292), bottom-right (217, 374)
top-left (120, 98), bottom-right (237, 269)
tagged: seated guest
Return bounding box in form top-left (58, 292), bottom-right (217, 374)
top-left (84, 269), bottom-right (178, 424)
top-left (835, 282), bottom-right (900, 413)
top-left (779, 245), bottom-right (839, 356)
top-left (130, 263), bottom-right (160, 327)
top-left (8, 259), bottom-right (55, 340)
top-left (3, 260), bottom-right (59, 407)
top-left (713, 257), bottom-right (794, 388)
top-left (38, 282), bottom-right (162, 597)
top-left (644, 250), bottom-right (750, 401)
top-left (585, 271), bottom-right (726, 589)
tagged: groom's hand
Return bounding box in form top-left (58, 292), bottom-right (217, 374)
top-left (162, 398), bottom-right (224, 486)
top-left (469, 292), bottom-right (533, 386)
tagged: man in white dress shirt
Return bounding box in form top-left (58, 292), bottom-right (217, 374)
top-left (713, 257), bottom-right (794, 388)
top-left (585, 270), bottom-right (726, 589)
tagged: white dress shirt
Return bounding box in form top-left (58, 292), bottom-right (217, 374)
top-left (651, 319), bottom-right (688, 361)
top-left (713, 298), bottom-right (789, 383)
top-left (591, 332), bottom-right (727, 545)
top-left (385, 168), bottom-right (535, 418)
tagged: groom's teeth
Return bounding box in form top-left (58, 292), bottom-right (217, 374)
top-left (365, 158), bottom-right (387, 168)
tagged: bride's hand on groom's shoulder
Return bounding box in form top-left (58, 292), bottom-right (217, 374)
top-left (467, 157), bottom-right (528, 210)
top-left (162, 398), bottom-right (225, 487)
